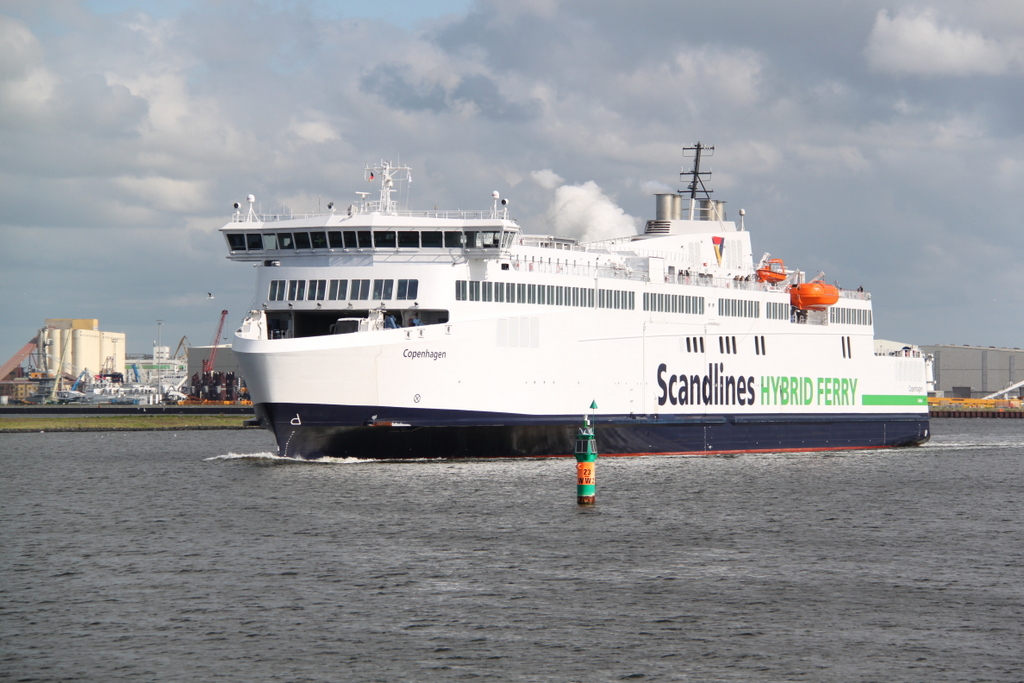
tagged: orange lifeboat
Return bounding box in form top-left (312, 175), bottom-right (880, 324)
top-left (756, 258), bottom-right (787, 283)
top-left (790, 281), bottom-right (839, 310)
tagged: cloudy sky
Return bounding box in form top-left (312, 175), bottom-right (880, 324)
top-left (2, 0), bottom-right (1022, 361)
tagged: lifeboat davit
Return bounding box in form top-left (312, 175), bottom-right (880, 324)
top-left (790, 281), bottom-right (839, 311)
top-left (756, 258), bottom-right (787, 283)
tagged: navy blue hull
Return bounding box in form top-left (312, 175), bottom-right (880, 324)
top-left (254, 403), bottom-right (930, 459)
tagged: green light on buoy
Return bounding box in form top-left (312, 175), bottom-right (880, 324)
top-left (575, 402), bottom-right (598, 505)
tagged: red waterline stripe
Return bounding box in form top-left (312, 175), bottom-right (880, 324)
top-left (529, 444), bottom-right (893, 458)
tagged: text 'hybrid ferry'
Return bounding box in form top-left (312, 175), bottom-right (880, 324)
top-left (225, 144), bottom-right (931, 459)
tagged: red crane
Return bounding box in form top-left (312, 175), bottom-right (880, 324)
top-left (202, 310), bottom-right (229, 374)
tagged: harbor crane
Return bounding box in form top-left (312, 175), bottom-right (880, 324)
top-left (202, 310), bottom-right (229, 374)
top-left (0, 335), bottom-right (38, 381)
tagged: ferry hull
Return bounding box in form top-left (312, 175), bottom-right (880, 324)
top-left (255, 403), bottom-right (930, 459)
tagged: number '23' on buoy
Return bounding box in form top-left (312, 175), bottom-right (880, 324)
top-left (574, 403), bottom-right (599, 505)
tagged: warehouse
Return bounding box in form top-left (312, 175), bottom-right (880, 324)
top-left (921, 344), bottom-right (1024, 398)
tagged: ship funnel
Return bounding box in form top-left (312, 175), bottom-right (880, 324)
top-left (699, 199), bottom-right (726, 221)
top-left (655, 193), bottom-right (682, 220)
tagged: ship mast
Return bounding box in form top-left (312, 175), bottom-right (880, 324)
top-left (681, 142), bottom-right (714, 220)
top-left (364, 161), bottom-right (411, 214)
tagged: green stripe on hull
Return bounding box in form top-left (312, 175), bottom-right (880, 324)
top-left (861, 395), bottom-right (928, 406)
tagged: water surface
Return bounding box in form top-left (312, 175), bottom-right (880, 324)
top-left (2, 419), bottom-right (1022, 681)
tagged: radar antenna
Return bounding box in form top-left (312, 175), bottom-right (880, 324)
top-left (680, 142), bottom-right (714, 220)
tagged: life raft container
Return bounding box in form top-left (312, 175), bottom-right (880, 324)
top-left (790, 281), bottom-right (839, 310)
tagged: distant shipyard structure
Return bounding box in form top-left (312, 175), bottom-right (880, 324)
top-left (0, 319), bottom-right (126, 402)
top-left (922, 344), bottom-right (1024, 399)
top-left (0, 317), bottom-right (247, 404)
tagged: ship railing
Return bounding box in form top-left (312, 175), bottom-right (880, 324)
top-left (232, 207), bottom-right (513, 223)
top-left (838, 289), bottom-right (871, 300)
top-left (594, 265), bottom-right (648, 281)
top-left (877, 348), bottom-right (924, 358)
top-left (518, 235), bottom-right (587, 251)
top-left (585, 236), bottom-right (639, 251)
top-left (232, 212), bottom-right (316, 223)
top-left (508, 259), bottom-right (647, 281)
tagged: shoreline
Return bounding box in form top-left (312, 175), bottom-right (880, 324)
top-left (0, 414), bottom-right (258, 433)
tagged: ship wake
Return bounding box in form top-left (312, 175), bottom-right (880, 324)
top-left (205, 452), bottom-right (377, 465)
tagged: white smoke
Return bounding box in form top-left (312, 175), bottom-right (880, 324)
top-left (530, 170), bottom-right (639, 242)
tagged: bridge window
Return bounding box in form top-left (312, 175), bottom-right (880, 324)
top-left (277, 233), bottom-right (294, 249)
top-left (310, 232), bottom-right (328, 249)
top-left (287, 280), bottom-right (306, 300)
top-left (308, 280), bottom-right (326, 300)
top-left (269, 280), bottom-right (285, 301)
top-left (396, 279), bottom-right (418, 300)
top-left (357, 231), bottom-right (372, 248)
top-left (294, 232), bottom-right (311, 250)
top-left (351, 279), bottom-right (370, 300)
top-left (398, 231), bottom-right (419, 248)
top-left (328, 231), bottom-right (344, 248)
top-left (444, 232), bottom-right (463, 248)
top-left (467, 231), bottom-right (500, 248)
top-left (372, 279), bottom-right (394, 300)
top-left (245, 233), bottom-right (263, 250)
top-left (374, 231), bottom-right (396, 248)
top-left (263, 233), bottom-right (278, 249)
top-left (328, 280), bottom-right (348, 300)
top-left (421, 232), bottom-right (443, 248)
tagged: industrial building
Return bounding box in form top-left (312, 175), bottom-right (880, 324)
top-left (0, 319), bottom-right (127, 402)
top-left (39, 319), bottom-right (126, 379)
top-left (922, 344), bottom-right (1024, 398)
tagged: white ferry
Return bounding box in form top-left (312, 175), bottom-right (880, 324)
top-left (225, 144), bottom-right (930, 459)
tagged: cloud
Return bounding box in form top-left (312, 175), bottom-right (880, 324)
top-left (288, 117), bottom-right (340, 144)
top-left (113, 175), bottom-right (209, 212)
top-left (360, 63), bottom-right (539, 120)
top-left (2, 0), bottom-right (1024, 358)
top-left (865, 9), bottom-right (1024, 76)
top-left (0, 15), bottom-right (57, 121)
top-left (530, 168), bottom-right (563, 190)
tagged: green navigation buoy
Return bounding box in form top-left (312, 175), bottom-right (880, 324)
top-left (574, 408), bottom-right (598, 505)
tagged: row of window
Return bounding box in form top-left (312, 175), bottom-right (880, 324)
top-left (684, 337), bottom-right (705, 353)
top-left (753, 335), bottom-right (768, 355)
top-left (719, 336), bottom-right (738, 354)
top-left (643, 293), bottom-right (707, 315)
top-left (841, 336), bottom-right (853, 359)
top-left (268, 279), bottom-right (419, 302)
top-left (597, 289), bottom-right (635, 310)
top-left (766, 301), bottom-right (790, 320)
top-left (454, 283), bottom-right (712, 315)
top-left (229, 229), bottom-right (510, 252)
top-left (719, 298), bottom-right (761, 318)
top-left (830, 307), bottom-right (873, 326)
top-left (456, 281), bottom-right (599, 308)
